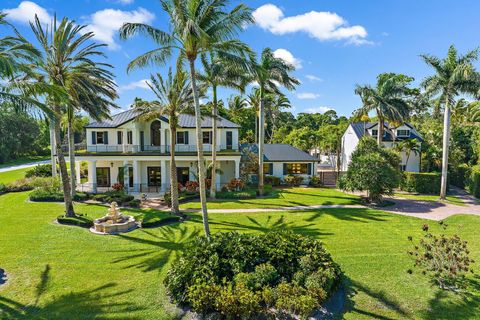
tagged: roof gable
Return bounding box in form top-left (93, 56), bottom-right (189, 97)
top-left (241, 144), bottom-right (318, 162)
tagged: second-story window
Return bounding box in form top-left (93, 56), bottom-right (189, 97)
top-left (202, 131), bottom-right (212, 144)
top-left (176, 131), bottom-right (188, 144)
top-left (117, 131), bottom-right (123, 145)
top-left (371, 129), bottom-right (378, 136)
top-left (96, 132), bottom-right (108, 144)
top-left (397, 129), bottom-right (410, 137)
top-left (127, 131), bottom-right (132, 144)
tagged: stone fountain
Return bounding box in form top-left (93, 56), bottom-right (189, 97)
top-left (91, 202), bottom-right (138, 235)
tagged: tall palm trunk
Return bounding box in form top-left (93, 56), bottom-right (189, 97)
top-left (169, 124), bottom-right (180, 214)
top-left (377, 114), bottom-right (384, 145)
top-left (49, 120), bottom-right (57, 177)
top-left (258, 87), bottom-right (265, 196)
top-left (210, 86), bottom-right (218, 198)
top-left (68, 113), bottom-right (77, 198)
top-left (440, 98), bottom-right (451, 200)
top-left (53, 110), bottom-right (75, 217)
top-left (189, 59), bottom-right (210, 237)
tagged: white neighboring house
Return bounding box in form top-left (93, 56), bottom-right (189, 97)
top-left (76, 109), bottom-right (242, 194)
top-left (340, 122), bottom-right (423, 172)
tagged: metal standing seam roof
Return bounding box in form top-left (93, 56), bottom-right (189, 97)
top-left (349, 122), bottom-right (424, 142)
top-left (241, 144), bottom-right (318, 162)
top-left (85, 109), bottom-right (241, 129)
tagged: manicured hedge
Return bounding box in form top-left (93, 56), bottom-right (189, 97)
top-left (449, 164), bottom-right (471, 189)
top-left (29, 190), bottom-right (90, 202)
top-left (265, 175), bottom-right (281, 186)
top-left (57, 214), bottom-right (93, 228)
top-left (25, 164), bottom-right (52, 178)
top-left (216, 188), bottom-right (257, 199)
top-left (400, 172), bottom-right (441, 194)
top-left (467, 165), bottom-right (480, 198)
top-left (93, 191), bottom-right (134, 203)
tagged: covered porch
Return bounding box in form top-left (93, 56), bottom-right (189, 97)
top-left (75, 156), bottom-right (240, 195)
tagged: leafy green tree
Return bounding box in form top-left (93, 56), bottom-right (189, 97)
top-left (119, 0), bottom-right (254, 236)
top-left (355, 73), bottom-right (416, 145)
top-left (132, 69), bottom-right (194, 215)
top-left (284, 127), bottom-right (318, 152)
top-left (339, 137), bottom-right (401, 203)
top-left (317, 122), bottom-right (348, 172)
top-left (421, 45), bottom-right (480, 199)
top-left (248, 48), bottom-right (299, 195)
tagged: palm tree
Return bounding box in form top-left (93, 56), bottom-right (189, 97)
top-left (198, 52), bottom-right (248, 198)
top-left (119, 0), bottom-right (254, 237)
top-left (249, 48), bottom-right (299, 196)
top-left (132, 69), bottom-right (194, 215)
top-left (29, 16), bottom-right (117, 217)
top-left (421, 45), bottom-right (480, 199)
top-left (395, 138), bottom-right (420, 170)
top-left (266, 93), bottom-right (291, 143)
top-left (355, 73), bottom-right (415, 145)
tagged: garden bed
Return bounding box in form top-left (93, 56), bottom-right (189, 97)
top-left (56, 214), bottom-right (94, 228)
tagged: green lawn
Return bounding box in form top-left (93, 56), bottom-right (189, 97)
top-left (180, 187), bottom-right (361, 209)
top-left (0, 156), bottom-right (49, 169)
top-left (1, 190), bottom-right (480, 319)
top-left (394, 192), bottom-right (467, 206)
top-left (0, 168), bottom-right (31, 184)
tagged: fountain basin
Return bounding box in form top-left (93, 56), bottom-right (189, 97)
top-left (90, 202), bottom-right (138, 235)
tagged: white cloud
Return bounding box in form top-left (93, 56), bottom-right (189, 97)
top-left (273, 48), bottom-right (302, 69)
top-left (253, 4), bottom-right (369, 45)
top-left (4, 1), bottom-right (52, 25)
top-left (306, 75), bottom-right (323, 82)
top-left (297, 92), bottom-right (320, 100)
top-left (83, 8), bottom-right (154, 50)
top-left (118, 79), bottom-right (150, 92)
top-left (305, 106), bottom-right (333, 114)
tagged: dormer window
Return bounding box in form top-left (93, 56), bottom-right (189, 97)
top-left (372, 129), bottom-right (378, 136)
top-left (397, 129), bottom-right (410, 137)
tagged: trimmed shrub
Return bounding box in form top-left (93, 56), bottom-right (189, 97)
top-left (5, 178), bottom-right (34, 192)
top-left (126, 199), bottom-right (141, 208)
top-left (25, 164), bottom-right (52, 178)
top-left (57, 214), bottom-right (93, 228)
top-left (284, 175), bottom-right (304, 187)
top-left (164, 231), bottom-right (341, 318)
top-left (449, 164), bottom-right (471, 189)
top-left (309, 175), bottom-right (323, 187)
top-left (400, 172), bottom-right (441, 194)
top-left (467, 165), bottom-right (480, 198)
top-left (217, 189), bottom-right (256, 199)
top-left (265, 175), bottom-right (281, 186)
top-left (93, 191), bottom-right (134, 204)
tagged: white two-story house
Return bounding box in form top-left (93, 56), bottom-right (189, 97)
top-left (340, 122), bottom-right (423, 172)
top-left (75, 109), bottom-right (241, 193)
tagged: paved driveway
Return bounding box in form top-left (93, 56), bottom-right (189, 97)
top-left (0, 160), bottom-right (50, 173)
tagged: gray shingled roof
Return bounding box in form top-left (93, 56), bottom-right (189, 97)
top-left (85, 109), bottom-right (240, 128)
top-left (350, 122), bottom-right (424, 142)
top-left (241, 144), bottom-right (318, 162)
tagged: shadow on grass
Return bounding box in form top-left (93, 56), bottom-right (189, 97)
top-left (110, 224), bottom-right (200, 273)
top-left (343, 278), bottom-right (412, 320)
top-left (304, 208), bottom-right (390, 223)
top-left (0, 265), bottom-right (143, 319)
top-left (423, 275), bottom-right (480, 319)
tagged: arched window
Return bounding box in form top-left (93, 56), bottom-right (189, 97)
top-left (150, 120), bottom-right (161, 146)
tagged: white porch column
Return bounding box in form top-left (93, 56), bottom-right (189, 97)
top-left (234, 159), bottom-right (240, 179)
top-left (123, 160), bottom-right (129, 190)
top-left (122, 129), bottom-right (127, 153)
top-left (88, 160), bottom-right (97, 193)
top-left (161, 160), bottom-right (167, 192)
top-left (216, 161), bottom-right (221, 189)
top-left (133, 160), bottom-right (140, 192)
top-left (75, 161), bottom-right (81, 189)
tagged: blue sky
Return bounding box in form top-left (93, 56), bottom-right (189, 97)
top-left (2, 0), bottom-right (480, 117)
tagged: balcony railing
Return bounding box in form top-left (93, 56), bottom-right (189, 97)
top-left (82, 144), bottom-right (239, 153)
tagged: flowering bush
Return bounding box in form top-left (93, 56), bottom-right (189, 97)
top-left (227, 178), bottom-right (245, 191)
top-left (185, 181), bottom-right (199, 192)
top-left (112, 183), bottom-right (124, 191)
top-left (177, 183), bottom-right (185, 192)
